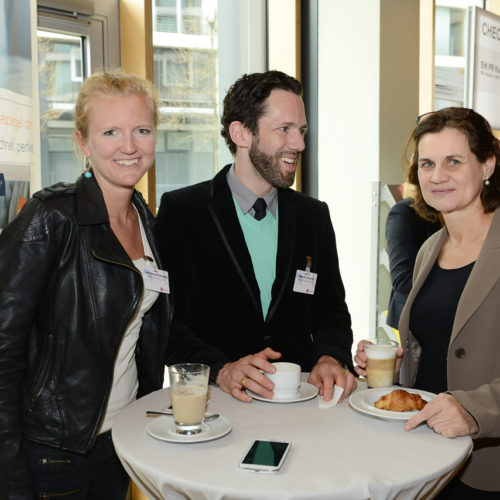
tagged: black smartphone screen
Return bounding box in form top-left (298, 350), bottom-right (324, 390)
top-left (241, 440), bottom-right (289, 467)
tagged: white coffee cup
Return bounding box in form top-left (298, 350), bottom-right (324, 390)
top-left (267, 362), bottom-right (301, 400)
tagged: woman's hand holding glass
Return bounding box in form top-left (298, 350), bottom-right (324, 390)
top-left (353, 339), bottom-right (404, 384)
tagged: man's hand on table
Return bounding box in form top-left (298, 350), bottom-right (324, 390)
top-left (405, 393), bottom-right (479, 438)
top-left (215, 347), bottom-right (282, 402)
top-left (308, 355), bottom-right (357, 403)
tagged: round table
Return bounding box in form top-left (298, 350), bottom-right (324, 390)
top-left (113, 380), bottom-right (472, 500)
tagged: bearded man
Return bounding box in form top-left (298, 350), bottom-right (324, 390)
top-left (156, 71), bottom-right (355, 403)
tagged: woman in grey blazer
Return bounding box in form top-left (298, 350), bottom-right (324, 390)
top-left (355, 107), bottom-right (500, 498)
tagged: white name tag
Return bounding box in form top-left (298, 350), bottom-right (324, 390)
top-left (143, 268), bottom-right (170, 293)
top-left (293, 269), bottom-right (317, 295)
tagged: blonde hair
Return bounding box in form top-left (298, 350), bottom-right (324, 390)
top-left (75, 70), bottom-right (160, 139)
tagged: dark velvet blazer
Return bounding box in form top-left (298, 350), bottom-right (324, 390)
top-left (156, 165), bottom-right (353, 377)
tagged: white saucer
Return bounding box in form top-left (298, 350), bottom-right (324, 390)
top-left (146, 415), bottom-right (232, 443)
top-left (248, 381), bottom-right (319, 403)
top-left (349, 387), bottom-right (436, 421)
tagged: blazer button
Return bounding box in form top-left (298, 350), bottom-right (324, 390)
top-left (455, 348), bottom-right (466, 359)
top-left (263, 335), bottom-right (273, 343)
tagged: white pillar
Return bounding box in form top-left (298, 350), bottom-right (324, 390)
top-left (318, 0), bottom-right (419, 350)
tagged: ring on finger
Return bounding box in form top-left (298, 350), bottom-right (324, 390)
top-left (241, 377), bottom-right (247, 388)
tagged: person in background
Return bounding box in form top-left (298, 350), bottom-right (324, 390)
top-left (156, 70), bottom-right (355, 404)
top-left (355, 107), bottom-right (500, 498)
top-left (385, 183), bottom-right (441, 330)
top-left (0, 71), bottom-right (172, 499)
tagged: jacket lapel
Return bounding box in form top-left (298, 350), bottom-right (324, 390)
top-left (266, 190), bottom-right (296, 324)
top-left (208, 167), bottom-right (263, 317)
top-left (75, 174), bottom-right (137, 267)
top-left (411, 229), bottom-right (446, 292)
top-left (76, 173), bottom-right (108, 226)
top-left (451, 209), bottom-right (500, 342)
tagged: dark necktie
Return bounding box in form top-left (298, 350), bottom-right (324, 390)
top-left (252, 198), bottom-right (267, 221)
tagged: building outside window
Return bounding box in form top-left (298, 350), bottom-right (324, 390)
top-left (35, 0), bottom-right (264, 198)
top-left (38, 31), bottom-right (84, 187)
top-left (152, 0), bottom-right (218, 202)
top-left (36, 2), bottom-right (116, 191)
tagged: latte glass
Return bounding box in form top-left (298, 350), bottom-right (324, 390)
top-left (364, 339), bottom-right (398, 388)
top-left (168, 363), bottom-right (209, 435)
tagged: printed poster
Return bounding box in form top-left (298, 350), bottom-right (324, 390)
top-left (465, 7), bottom-right (500, 129)
top-left (0, 0), bottom-right (33, 229)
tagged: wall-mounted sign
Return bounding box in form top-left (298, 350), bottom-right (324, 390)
top-left (465, 7), bottom-right (500, 129)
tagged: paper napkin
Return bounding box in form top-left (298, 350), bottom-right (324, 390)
top-left (318, 385), bottom-right (344, 408)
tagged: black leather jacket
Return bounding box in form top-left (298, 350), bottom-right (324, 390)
top-left (0, 174), bottom-right (172, 499)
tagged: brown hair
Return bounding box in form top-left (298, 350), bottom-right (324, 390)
top-left (221, 70), bottom-right (302, 155)
top-left (75, 70), bottom-right (160, 139)
top-left (405, 107), bottom-right (500, 220)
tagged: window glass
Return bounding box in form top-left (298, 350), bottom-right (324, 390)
top-left (36, 3), bottom-right (117, 192)
top-left (153, 0), bottom-right (219, 201)
top-left (38, 31), bottom-right (84, 186)
top-left (153, 0), bottom-right (267, 206)
top-left (434, 0), bottom-right (484, 109)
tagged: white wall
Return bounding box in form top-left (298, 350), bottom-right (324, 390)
top-left (318, 0), bottom-right (381, 350)
top-left (317, 0), bottom-right (419, 352)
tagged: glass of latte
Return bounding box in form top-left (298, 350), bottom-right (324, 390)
top-left (364, 339), bottom-right (398, 388)
top-left (168, 363), bottom-right (210, 435)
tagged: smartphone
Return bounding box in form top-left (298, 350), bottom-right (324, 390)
top-left (239, 439), bottom-right (291, 473)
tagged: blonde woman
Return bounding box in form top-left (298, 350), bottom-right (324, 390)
top-left (0, 71), bottom-right (172, 499)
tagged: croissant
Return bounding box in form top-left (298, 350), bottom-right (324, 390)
top-left (374, 389), bottom-right (427, 412)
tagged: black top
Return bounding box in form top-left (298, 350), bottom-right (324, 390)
top-left (409, 260), bottom-right (474, 394)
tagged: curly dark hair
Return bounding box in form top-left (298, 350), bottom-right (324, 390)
top-left (221, 70), bottom-right (302, 155)
top-left (405, 107), bottom-right (500, 221)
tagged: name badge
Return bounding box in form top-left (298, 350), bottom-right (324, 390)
top-left (143, 268), bottom-right (170, 293)
top-left (293, 270), bottom-right (317, 295)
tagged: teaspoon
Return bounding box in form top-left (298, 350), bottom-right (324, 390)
top-left (146, 410), bottom-right (220, 421)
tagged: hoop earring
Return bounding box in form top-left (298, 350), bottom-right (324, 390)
top-left (84, 157), bottom-right (92, 178)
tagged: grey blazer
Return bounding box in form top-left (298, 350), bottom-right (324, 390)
top-left (399, 208), bottom-right (500, 491)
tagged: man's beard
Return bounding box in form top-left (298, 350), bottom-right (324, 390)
top-left (249, 138), bottom-right (297, 189)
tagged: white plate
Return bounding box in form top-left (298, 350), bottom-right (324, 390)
top-left (146, 415), bottom-right (232, 443)
top-left (349, 387), bottom-right (436, 421)
top-left (248, 381), bottom-right (319, 403)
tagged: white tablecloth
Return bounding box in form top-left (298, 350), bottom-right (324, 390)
top-left (113, 380), bottom-right (472, 500)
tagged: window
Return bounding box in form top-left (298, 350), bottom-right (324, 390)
top-left (155, 48), bottom-right (215, 106)
top-left (38, 31), bottom-right (85, 186)
top-left (154, 0), bottom-right (204, 35)
top-left (71, 46), bottom-right (83, 82)
top-left (152, 0), bottom-right (266, 204)
top-left (36, 0), bottom-right (119, 189)
top-left (434, 0), bottom-right (484, 109)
